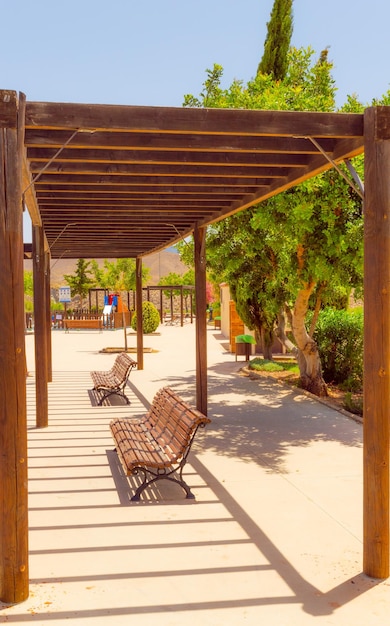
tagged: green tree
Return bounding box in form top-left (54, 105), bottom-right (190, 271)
top-left (159, 270), bottom-right (196, 314)
top-left (183, 269), bottom-right (195, 286)
top-left (184, 46), bottom-right (336, 113)
top-left (158, 272), bottom-right (185, 297)
top-left (24, 270), bottom-right (34, 313)
top-left (64, 259), bottom-right (95, 305)
top-left (205, 211), bottom-right (282, 360)
top-left (24, 270), bottom-right (33, 296)
top-left (249, 173), bottom-right (362, 395)
top-left (183, 48), bottom-right (363, 396)
top-left (91, 258), bottom-right (150, 292)
top-left (257, 0), bottom-right (293, 80)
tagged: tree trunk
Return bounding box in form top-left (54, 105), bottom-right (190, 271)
top-left (292, 286), bottom-right (328, 397)
top-left (260, 326), bottom-right (273, 360)
top-left (255, 325), bottom-right (274, 361)
top-left (275, 309), bottom-right (298, 355)
top-left (309, 283), bottom-right (325, 337)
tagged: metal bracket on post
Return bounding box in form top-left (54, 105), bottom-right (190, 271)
top-left (345, 158), bottom-right (365, 197)
top-left (299, 136), bottom-right (364, 201)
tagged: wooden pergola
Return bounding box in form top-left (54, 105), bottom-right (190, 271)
top-left (1, 90), bottom-right (389, 602)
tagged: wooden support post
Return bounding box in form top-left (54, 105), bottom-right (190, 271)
top-left (159, 289), bottom-right (163, 322)
top-left (33, 224), bottom-right (48, 428)
top-left (45, 249), bottom-right (52, 383)
top-left (0, 91), bottom-right (29, 603)
top-left (194, 224), bottom-right (207, 415)
top-left (363, 106), bottom-right (390, 578)
top-left (136, 257), bottom-right (144, 370)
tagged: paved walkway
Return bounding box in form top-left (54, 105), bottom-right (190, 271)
top-left (1, 322), bottom-right (389, 625)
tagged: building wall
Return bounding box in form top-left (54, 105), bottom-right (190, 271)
top-left (219, 283), bottom-right (255, 354)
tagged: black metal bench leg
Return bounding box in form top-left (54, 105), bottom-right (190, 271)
top-left (95, 389), bottom-right (130, 406)
top-left (130, 471), bottom-right (195, 501)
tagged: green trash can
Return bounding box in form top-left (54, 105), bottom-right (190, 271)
top-left (235, 334), bottom-right (256, 361)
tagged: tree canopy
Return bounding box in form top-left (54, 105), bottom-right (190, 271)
top-left (257, 0), bottom-right (293, 80)
top-left (183, 46), bottom-right (365, 396)
top-left (64, 259), bottom-right (95, 304)
top-left (90, 258), bottom-right (150, 292)
top-left (24, 270), bottom-right (34, 313)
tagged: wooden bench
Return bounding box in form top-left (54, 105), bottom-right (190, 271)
top-left (65, 318), bottom-right (103, 332)
top-left (91, 353), bottom-right (137, 405)
top-left (110, 387), bottom-right (211, 501)
top-left (164, 315), bottom-right (180, 326)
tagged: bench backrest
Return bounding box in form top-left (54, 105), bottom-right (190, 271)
top-left (145, 387), bottom-right (210, 461)
top-left (111, 353), bottom-right (137, 382)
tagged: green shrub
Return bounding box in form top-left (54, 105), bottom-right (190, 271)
top-left (343, 392), bottom-right (363, 416)
top-left (313, 308), bottom-right (363, 391)
top-left (131, 301), bottom-right (160, 333)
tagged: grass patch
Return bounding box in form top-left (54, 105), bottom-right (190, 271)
top-left (248, 358), bottom-right (299, 374)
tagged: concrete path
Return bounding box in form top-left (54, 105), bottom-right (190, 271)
top-left (1, 322), bottom-right (389, 625)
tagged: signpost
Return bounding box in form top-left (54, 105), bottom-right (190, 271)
top-left (59, 286), bottom-right (71, 318)
top-left (58, 286), bottom-right (71, 303)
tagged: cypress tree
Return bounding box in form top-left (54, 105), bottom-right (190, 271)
top-left (257, 0), bottom-right (293, 80)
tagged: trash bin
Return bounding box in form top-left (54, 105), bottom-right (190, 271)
top-left (235, 334), bottom-right (256, 361)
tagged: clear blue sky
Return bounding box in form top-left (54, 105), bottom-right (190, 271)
top-left (3, 0), bottom-right (389, 107)
top-left (5, 0), bottom-right (388, 241)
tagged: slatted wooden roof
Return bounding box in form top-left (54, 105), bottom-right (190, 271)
top-left (22, 101), bottom-right (364, 259)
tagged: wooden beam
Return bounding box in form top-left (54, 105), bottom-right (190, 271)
top-left (22, 154), bottom-right (41, 226)
top-left (363, 106), bottom-right (390, 578)
top-left (26, 147), bottom-right (311, 167)
top-left (136, 257), bottom-right (144, 370)
top-left (36, 199), bottom-right (231, 208)
top-left (25, 102), bottom-right (363, 138)
top-left (194, 224), bottom-right (207, 415)
top-left (32, 183), bottom-right (265, 195)
top-left (0, 92), bottom-right (29, 604)
top-left (34, 185), bottom-right (258, 195)
top-left (28, 161), bottom-right (291, 178)
top-left (32, 173), bottom-right (282, 186)
top-left (22, 155), bottom-right (50, 252)
top-left (33, 224), bottom-right (49, 428)
top-left (25, 129), bottom-right (340, 153)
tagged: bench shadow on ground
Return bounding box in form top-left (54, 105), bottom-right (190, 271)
top-left (88, 388), bottom-right (133, 407)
